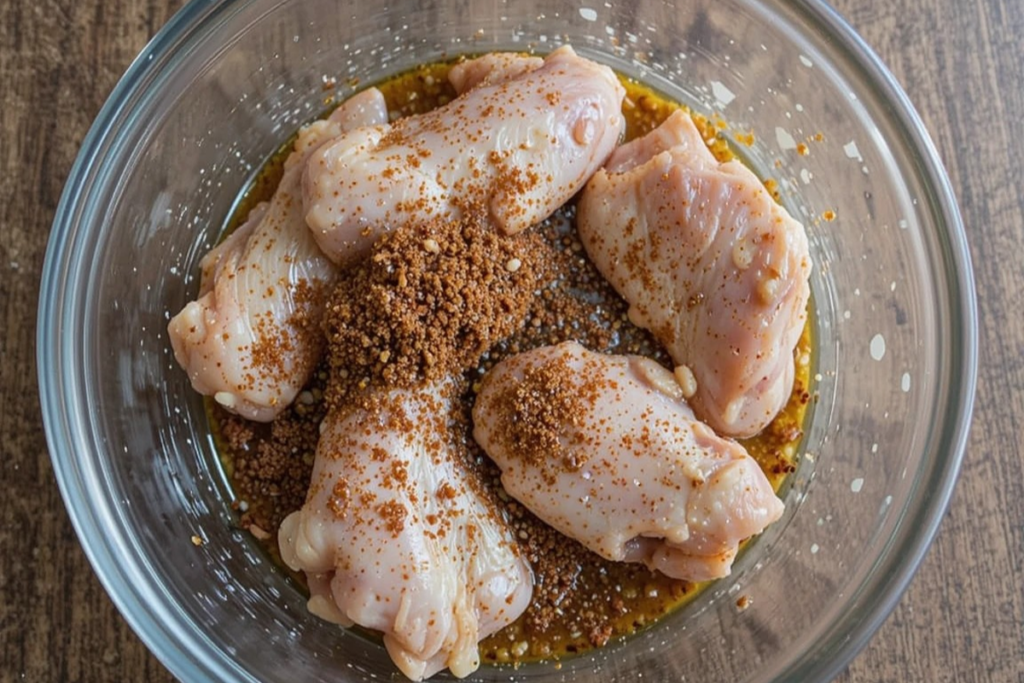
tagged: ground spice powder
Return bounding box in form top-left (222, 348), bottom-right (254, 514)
top-left (320, 210), bottom-right (548, 412)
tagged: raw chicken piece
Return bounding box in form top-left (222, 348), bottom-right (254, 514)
top-left (167, 88), bottom-right (388, 421)
top-left (303, 45), bottom-right (625, 264)
top-left (447, 52), bottom-right (543, 95)
top-left (472, 341), bottom-right (784, 583)
top-left (577, 110), bottom-right (812, 437)
top-left (278, 378), bottom-right (532, 681)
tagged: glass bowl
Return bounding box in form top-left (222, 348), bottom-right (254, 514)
top-left (38, 0), bottom-right (977, 681)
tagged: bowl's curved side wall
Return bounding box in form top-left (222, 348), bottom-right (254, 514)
top-left (39, 1), bottom-right (975, 682)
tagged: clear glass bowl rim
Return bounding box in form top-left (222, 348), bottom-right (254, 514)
top-left (37, 0), bottom-right (978, 681)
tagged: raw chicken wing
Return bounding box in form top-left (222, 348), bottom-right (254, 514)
top-left (577, 110), bottom-right (811, 437)
top-left (303, 46), bottom-right (625, 264)
top-left (167, 89), bottom-right (388, 421)
top-left (278, 378), bottom-right (532, 681)
top-left (472, 341), bottom-right (783, 582)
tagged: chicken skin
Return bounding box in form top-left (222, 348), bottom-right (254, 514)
top-left (446, 52), bottom-right (543, 95)
top-left (278, 379), bottom-right (532, 681)
top-left (302, 45), bottom-right (625, 264)
top-left (472, 341), bottom-right (783, 583)
top-left (577, 110), bottom-right (811, 437)
top-left (167, 88), bottom-right (388, 421)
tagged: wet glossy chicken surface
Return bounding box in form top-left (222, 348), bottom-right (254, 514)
top-left (473, 341), bottom-right (784, 583)
top-left (578, 110), bottom-right (812, 438)
top-left (278, 378), bottom-right (532, 680)
top-left (303, 46), bottom-right (624, 265)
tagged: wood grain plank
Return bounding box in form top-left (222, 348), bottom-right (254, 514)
top-left (1, 1), bottom-right (182, 680)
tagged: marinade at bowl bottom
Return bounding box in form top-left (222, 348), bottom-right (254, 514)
top-left (208, 57), bottom-right (813, 666)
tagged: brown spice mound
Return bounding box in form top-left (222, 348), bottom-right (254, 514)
top-left (322, 212), bottom-right (547, 412)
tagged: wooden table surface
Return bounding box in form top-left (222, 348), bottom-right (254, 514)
top-left (2, 0), bottom-right (1021, 680)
